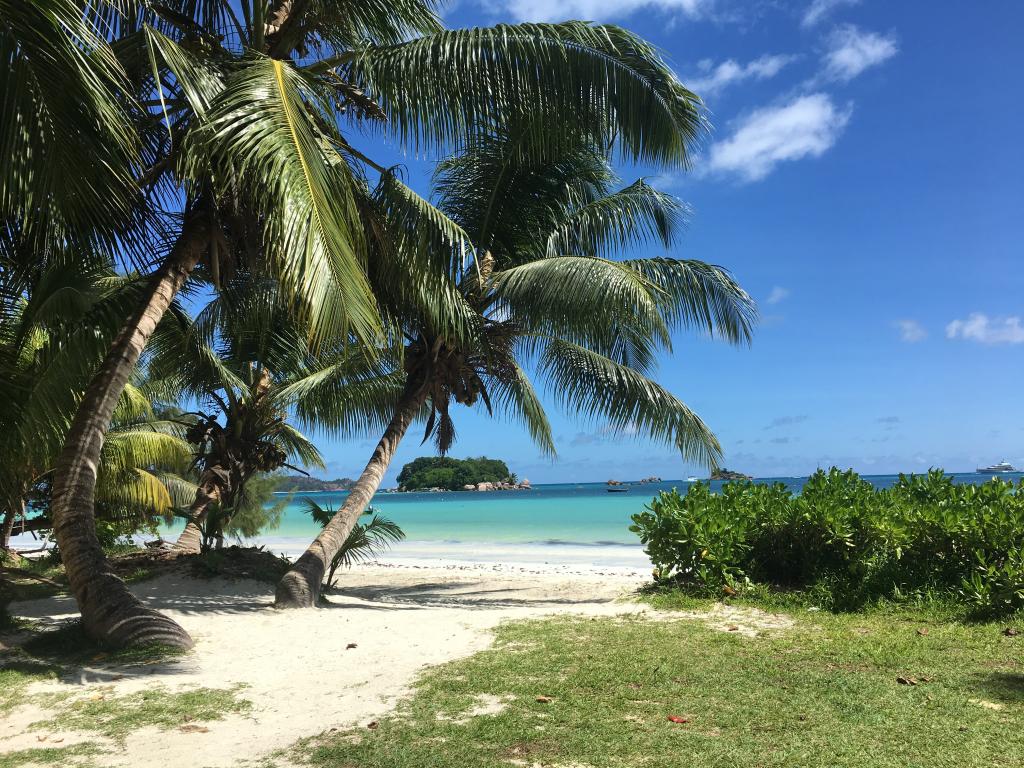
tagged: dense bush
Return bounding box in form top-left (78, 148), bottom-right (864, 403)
top-left (630, 468), bottom-right (1024, 614)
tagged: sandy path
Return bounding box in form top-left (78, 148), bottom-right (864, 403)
top-left (1, 565), bottom-right (649, 767)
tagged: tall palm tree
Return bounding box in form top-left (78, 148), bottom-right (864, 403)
top-left (274, 131), bottom-right (757, 607)
top-left (32, 1), bottom-right (707, 646)
top-left (147, 280), bottom-right (330, 554)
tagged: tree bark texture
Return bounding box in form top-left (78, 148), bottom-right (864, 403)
top-left (274, 389), bottom-right (425, 608)
top-left (50, 218), bottom-right (208, 649)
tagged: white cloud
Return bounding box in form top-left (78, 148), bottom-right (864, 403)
top-left (802, 0), bottom-right (860, 28)
top-left (485, 0), bottom-right (708, 23)
top-left (703, 93), bottom-right (851, 182)
top-left (895, 319), bottom-right (927, 343)
top-left (686, 54), bottom-right (797, 98)
top-left (823, 25), bottom-right (898, 82)
top-left (946, 313), bottom-right (1024, 345)
top-left (766, 286), bottom-right (790, 305)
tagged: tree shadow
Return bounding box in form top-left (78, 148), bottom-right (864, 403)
top-left (332, 580), bottom-right (615, 610)
top-left (971, 671), bottom-right (1024, 703)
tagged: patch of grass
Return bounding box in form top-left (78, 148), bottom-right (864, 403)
top-left (32, 684), bottom-right (251, 742)
top-left (304, 607), bottom-right (1024, 768)
top-left (0, 742), bottom-right (105, 768)
top-left (0, 658), bottom-right (61, 715)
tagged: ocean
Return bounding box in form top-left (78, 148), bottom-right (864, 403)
top-left (155, 472), bottom-right (1024, 571)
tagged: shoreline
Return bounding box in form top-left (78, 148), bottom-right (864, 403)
top-left (11, 535), bottom-right (653, 575)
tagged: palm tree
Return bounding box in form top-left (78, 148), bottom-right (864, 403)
top-left (147, 280), bottom-right (329, 554)
top-left (32, 1), bottom-right (707, 646)
top-left (303, 499), bottom-right (404, 589)
top-left (274, 131), bottom-right (757, 607)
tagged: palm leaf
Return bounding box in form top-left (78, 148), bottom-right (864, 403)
top-left (196, 55), bottom-right (380, 346)
top-left (344, 22), bottom-right (705, 165)
top-left (538, 340), bottom-right (722, 468)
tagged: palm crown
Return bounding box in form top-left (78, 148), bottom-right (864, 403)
top-left (275, 128), bottom-right (756, 607)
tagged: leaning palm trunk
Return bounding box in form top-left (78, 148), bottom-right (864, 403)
top-left (274, 388), bottom-right (425, 608)
top-left (1, 502), bottom-right (19, 552)
top-left (173, 467), bottom-right (229, 554)
top-left (50, 220), bottom-right (208, 649)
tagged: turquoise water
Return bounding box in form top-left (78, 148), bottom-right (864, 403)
top-left (156, 472), bottom-right (1023, 568)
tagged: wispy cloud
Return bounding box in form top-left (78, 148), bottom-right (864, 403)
top-left (570, 432), bottom-right (604, 446)
top-left (823, 25), bottom-right (898, 82)
top-left (765, 415), bottom-right (808, 430)
top-left (686, 54), bottom-right (797, 98)
top-left (895, 319), bottom-right (927, 343)
top-left (801, 0), bottom-right (859, 28)
top-left (766, 286), bottom-right (790, 305)
top-left (483, 0), bottom-right (709, 23)
top-left (703, 93), bottom-right (851, 182)
top-left (876, 416), bottom-right (901, 424)
top-left (946, 313), bottom-right (1024, 345)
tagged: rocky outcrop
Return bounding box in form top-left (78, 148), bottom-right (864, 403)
top-left (710, 468), bottom-right (753, 481)
top-left (475, 478), bottom-right (532, 491)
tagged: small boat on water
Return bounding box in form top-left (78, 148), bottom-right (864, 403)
top-left (977, 460), bottom-right (1017, 473)
top-left (606, 480), bottom-right (629, 493)
top-left (686, 476), bottom-right (700, 482)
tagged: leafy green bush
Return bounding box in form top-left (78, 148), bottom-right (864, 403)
top-left (630, 468), bottom-right (1024, 615)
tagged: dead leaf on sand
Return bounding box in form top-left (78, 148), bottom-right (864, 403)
top-left (179, 725), bottom-right (210, 734)
top-left (346, 642), bottom-right (358, 649)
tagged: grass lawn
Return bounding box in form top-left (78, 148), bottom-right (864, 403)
top-left (302, 598), bottom-right (1023, 768)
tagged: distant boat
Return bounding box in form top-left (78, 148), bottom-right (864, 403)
top-left (606, 480), bottom-right (629, 493)
top-left (977, 460), bottom-right (1017, 473)
top-left (686, 476), bottom-right (699, 482)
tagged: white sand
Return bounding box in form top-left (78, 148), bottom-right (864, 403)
top-left (1, 564), bottom-right (790, 767)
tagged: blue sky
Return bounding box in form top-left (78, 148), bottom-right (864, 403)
top-left (312, 0), bottom-right (1024, 484)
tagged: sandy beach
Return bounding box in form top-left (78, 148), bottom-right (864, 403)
top-left (3, 563), bottom-right (646, 767)
top-left (0, 562), bottom-right (791, 767)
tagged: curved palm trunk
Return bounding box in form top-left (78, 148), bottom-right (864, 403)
top-left (274, 388), bottom-right (425, 608)
top-left (50, 220), bottom-right (208, 649)
top-left (172, 490), bottom-right (216, 555)
top-left (173, 468), bottom-right (229, 554)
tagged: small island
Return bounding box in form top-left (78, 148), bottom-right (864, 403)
top-left (280, 475), bottom-right (356, 492)
top-left (710, 468), bottom-right (753, 481)
top-left (396, 456), bottom-right (531, 492)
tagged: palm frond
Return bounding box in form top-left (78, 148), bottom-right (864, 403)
top-left (492, 256), bottom-right (669, 372)
top-left (538, 340), bottom-right (722, 468)
top-left (624, 258), bottom-right (757, 345)
top-left (546, 179), bottom-right (688, 258)
top-left (484, 362), bottom-right (555, 457)
top-left (345, 22), bottom-right (705, 165)
top-left (197, 55), bottom-right (380, 346)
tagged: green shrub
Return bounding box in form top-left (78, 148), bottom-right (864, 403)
top-left (630, 467), bottom-right (1024, 614)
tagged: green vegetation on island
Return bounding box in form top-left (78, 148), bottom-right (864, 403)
top-left (710, 468), bottom-right (752, 481)
top-left (280, 476), bottom-right (356, 493)
top-left (396, 457), bottom-right (519, 491)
